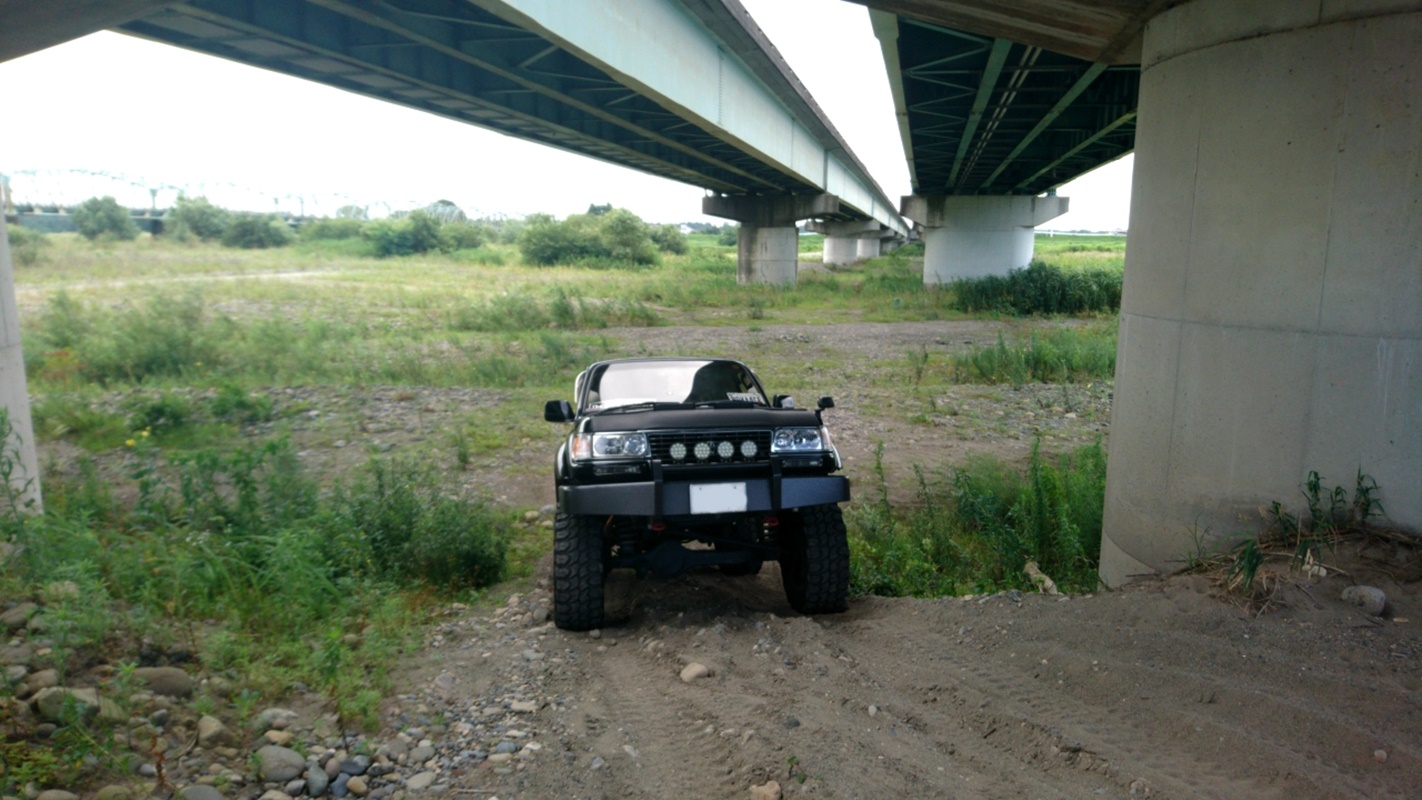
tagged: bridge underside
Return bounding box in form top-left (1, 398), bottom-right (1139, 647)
top-left (859, 0), bottom-right (1422, 584)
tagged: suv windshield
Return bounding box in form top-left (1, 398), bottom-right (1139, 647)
top-left (584, 360), bottom-right (766, 410)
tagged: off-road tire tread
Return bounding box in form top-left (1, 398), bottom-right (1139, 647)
top-left (553, 512), bottom-right (605, 631)
top-left (780, 504), bottom-right (849, 614)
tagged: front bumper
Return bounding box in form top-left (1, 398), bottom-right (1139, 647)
top-left (559, 471), bottom-right (849, 517)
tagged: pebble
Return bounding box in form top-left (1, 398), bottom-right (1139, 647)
top-left (590, 756), bottom-right (606, 771)
top-left (405, 772), bottom-right (437, 791)
top-left (178, 788), bottom-right (224, 800)
top-left (256, 745), bottom-right (308, 782)
top-left (133, 666), bottom-right (195, 698)
top-left (345, 776), bottom-right (369, 796)
top-left (680, 662), bottom-right (711, 682)
top-left (750, 780), bottom-right (783, 800)
top-left (1374, 749), bottom-right (1388, 763)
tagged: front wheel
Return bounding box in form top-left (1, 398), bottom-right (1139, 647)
top-left (779, 504), bottom-right (849, 615)
top-left (553, 512), bottom-right (606, 631)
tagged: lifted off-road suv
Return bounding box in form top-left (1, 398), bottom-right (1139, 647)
top-left (544, 357), bottom-right (850, 631)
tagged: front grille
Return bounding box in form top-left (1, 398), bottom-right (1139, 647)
top-left (647, 430), bottom-right (772, 465)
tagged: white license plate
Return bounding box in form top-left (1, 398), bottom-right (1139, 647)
top-left (689, 482), bottom-right (747, 514)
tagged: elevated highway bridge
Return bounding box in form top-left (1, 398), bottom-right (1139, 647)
top-left (1, 0), bottom-right (1419, 592)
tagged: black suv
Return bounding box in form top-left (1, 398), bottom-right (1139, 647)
top-left (544, 357), bottom-right (850, 630)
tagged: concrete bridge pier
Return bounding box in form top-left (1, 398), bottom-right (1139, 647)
top-left (901, 194), bottom-right (1069, 284)
top-left (807, 219), bottom-right (881, 265)
top-left (1100, 0), bottom-right (1422, 584)
top-left (705, 193), bottom-right (840, 284)
top-left (0, 218), bottom-right (41, 512)
top-left (856, 237), bottom-right (882, 260)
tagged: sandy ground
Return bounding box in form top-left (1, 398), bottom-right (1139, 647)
top-left (408, 548), bottom-right (1420, 800)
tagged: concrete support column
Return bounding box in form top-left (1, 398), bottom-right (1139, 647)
top-left (704, 193), bottom-right (840, 284)
top-left (855, 237), bottom-right (881, 260)
top-left (807, 219), bottom-right (881, 265)
top-left (0, 217), bottom-right (41, 512)
top-left (823, 236), bottom-right (857, 265)
top-left (901, 195), bottom-right (1068, 284)
top-left (1100, 0), bottom-right (1422, 585)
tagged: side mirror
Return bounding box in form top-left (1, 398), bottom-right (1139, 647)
top-left (544, 400), bottom-right (575, 422)
top-left (773, 394), bottom-right (794, 409)
top-left (817, 396), bottom-right (835, 410)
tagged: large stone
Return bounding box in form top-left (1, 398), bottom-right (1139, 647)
top-left (749, 780), bottom-right (782, 800)
top-left (405, 772), bottom-right (437, 791)
top-left (33, 687), bottom-right (100, 722)
top-left (256, 745), bottom-right (308, 783)
top-left (1341, 585), bottom-right (1388, 617)
top-left (305, 765), bottom-right (330, 798)
top-left (92, 786), bottom-right (136, 800)
top-left (178, 786), bottom-right (225, 800)
top-left (198, 715), bottom-right (237, 749)
top-left (35, 791), bottom-right (80, 800)
top-left (133, 667), bottom-right (195, 699)
top-left (0, 602), bottom-right (37, 631)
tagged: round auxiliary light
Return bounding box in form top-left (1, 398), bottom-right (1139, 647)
top-left (740, 440), bottom-right (758, 458)
top-left (693, 442), bottom-right (712, 461)
top-left (717, 441), bottom-right (735, 459)
top-left (669, 442), bottom-right (687, 461)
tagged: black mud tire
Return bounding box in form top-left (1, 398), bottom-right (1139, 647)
top-left (779, 504), bottom-right (849, 615)
top-left (553, 512), bottom-right (605, 631)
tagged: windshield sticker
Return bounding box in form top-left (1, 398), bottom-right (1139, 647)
top-left (726, 392), bottom-right (762, 404)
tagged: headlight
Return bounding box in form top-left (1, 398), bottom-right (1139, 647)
top-left (772, 427), bottom-right (827, 452)
top-left (571, 432), bottom-right (649, 461)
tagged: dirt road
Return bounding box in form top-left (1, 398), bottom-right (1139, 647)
top-left (403, 552), bottom-right (1420, 800)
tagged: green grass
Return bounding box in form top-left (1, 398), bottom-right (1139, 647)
top-left (848, 439), bottom-right (1107, 597)
top-left (949, 321), bottom-right (1118, 386)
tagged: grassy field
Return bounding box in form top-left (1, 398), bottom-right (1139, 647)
top-left (1, 226), bottom-right (1123, 785)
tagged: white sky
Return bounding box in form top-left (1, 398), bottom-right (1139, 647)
top-left (0, 0), bottom-right (1131, 230)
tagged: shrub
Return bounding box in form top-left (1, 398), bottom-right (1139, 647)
top-left (7, 225), bottom-right (49, 266)
top-left (300, 217), bottom-right (365, 241)
top-left (364, 210), bottom-right (447, 257)
top-left (72, 196), bottom-right (139, 241)
top-left (443, 220), bottom-right (488, 250)
top-left (951, 261), bottom-right (1122, 315)
top-left (717, 225), bottom-right (739, 247)
top-left (650, 224), bottom-right (688, 254)
top-left (222, 215), bottom-right (294, 249)
top-left (30, 291), bottom-right (225, 385)
top-left (949, 323), bottom-right (1117, 386)
top-left (599, 209), bottom-right (658, 264)
top-left (169, 196), bottom-right (230, 241)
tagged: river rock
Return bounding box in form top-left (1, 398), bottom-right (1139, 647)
top-left (405, 772), bottom-right (437, 791)
top-left (92, 786), bottom-right (136, 800)
top-left (256, 745), bottom-right (308, 782)
top-left (306, 765), bottom-right (330, 797)
top-left (198, 715), bottom-right (237, 749)
top-left (1341, 585), bottom-right (1387, 616)
top-left (134, 667), bottom-right (195, 699)
top-left (33, 687), bottom-right (101, 722)
top-left (35, 791), bottom-right (80, 800)
top-left (680, 662), bottom-right (711, 682)
top-left (178, 786), bottom-right (225, 800)
top-left (0, 602), bottom-right (37, 631)
top-left (749, 780), bottom-right (783, 800)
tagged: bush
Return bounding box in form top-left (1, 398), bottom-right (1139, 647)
top-left (516, 209), bottom-right (660, 266)
top-left (169, 196), bottom-right (230, 241)
top-left (30, 291), bottom-right (226, 385)
top-left (650, 224), bottom-right (688, 254)
top-left (322, 457), bottom-right (508, 590)
top-left (300, 217), bottom-right (365, 241)
top-left (222, 215), bottom-right (294, 249)
top-left (72, 196), bottom-right (139, 241)
top-left (364, 210), bottom-right (447, 257)
top-left (717, 225), bottom-right (739, 247)
top-left (949, 323), bottom-right (1117, 386)
top-left (7, 225), bottom-right (49, 266)
top-left (443, 220), bottom-right (488, 250)
top-left (951, 261), bottom-right (1121, 315)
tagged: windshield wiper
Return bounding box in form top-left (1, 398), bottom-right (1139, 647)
top-left (692, 399), bottom-right (762, 409)
top-left (594, 401), bottom-right (689, 415)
